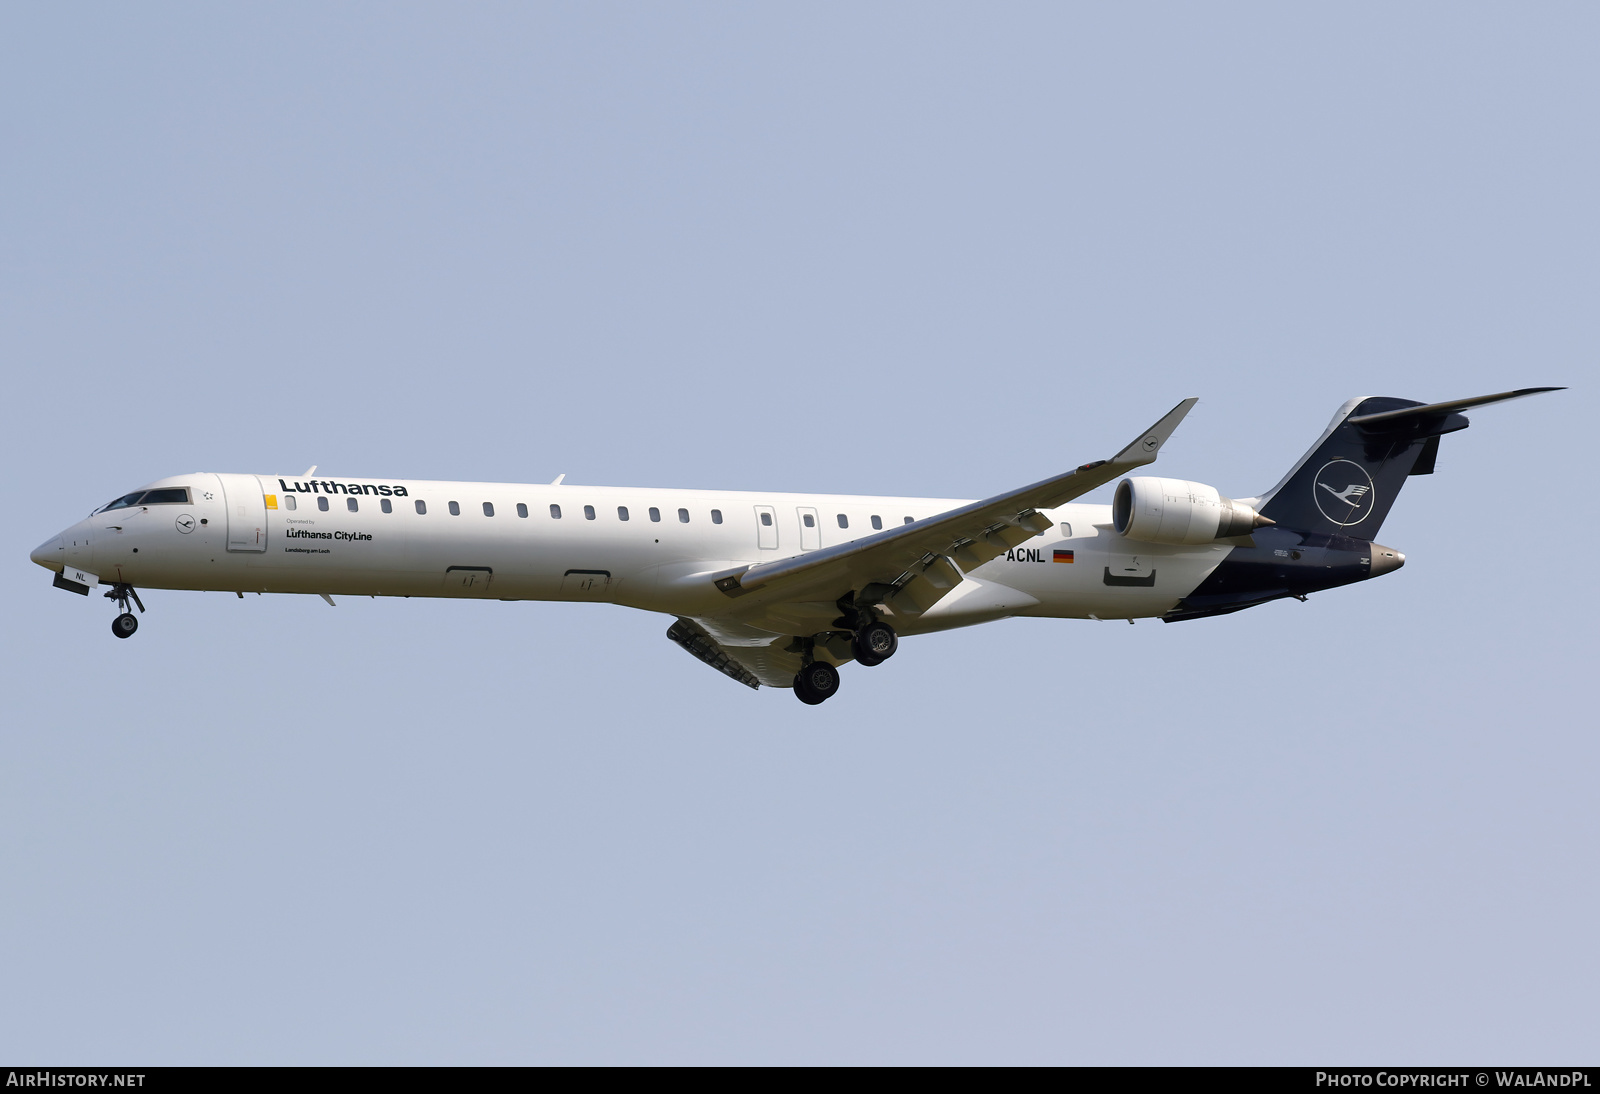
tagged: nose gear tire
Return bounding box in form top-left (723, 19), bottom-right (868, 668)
top-left (112, 613), bottom-right (139, 639)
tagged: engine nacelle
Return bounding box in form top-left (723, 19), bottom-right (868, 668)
top-left (1112, 477), bottom-right (1272, 545)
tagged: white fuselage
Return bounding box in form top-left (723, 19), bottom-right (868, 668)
top-left (37, 472), bottom-right (1235, 632)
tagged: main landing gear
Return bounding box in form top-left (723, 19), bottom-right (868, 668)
top-left (104, 582), bottom-right (145, 639)
top-left (790, 621), bottom-right (899, 705)
top-left (852, 621), bottom-right (898, 667)
top-left (793, 661), bottom-right (840, 705)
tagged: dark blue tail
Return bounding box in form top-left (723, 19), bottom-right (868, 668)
top-left (1254, 388), bottom-right (1561, 536)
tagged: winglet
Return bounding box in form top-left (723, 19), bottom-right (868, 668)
top-left (1111, 398), bottom-right (1198, 468)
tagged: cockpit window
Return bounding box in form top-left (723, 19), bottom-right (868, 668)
top-left (95, 487), bottom-right (191, 514)
top-left (141, 488), bottom-right (190, 504)
top-left (98, 492), bottom-right (147, 512)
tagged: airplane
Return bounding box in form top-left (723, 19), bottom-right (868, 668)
top-left (29, 387), bottom-right (1560, 705)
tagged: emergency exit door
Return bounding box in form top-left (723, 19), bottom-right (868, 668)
top-left (754, 505), bottom-right (778, 550)
top-left (796, 507), bottom-right (821, 551)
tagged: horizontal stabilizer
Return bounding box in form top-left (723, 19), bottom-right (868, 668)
top-left (1347, 387), bottom-right (1564, 429)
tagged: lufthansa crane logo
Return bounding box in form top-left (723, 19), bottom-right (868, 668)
top-left (1312, 460), bottom-right (1376, 526)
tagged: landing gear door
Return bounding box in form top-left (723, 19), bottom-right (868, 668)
top-left (218, 473), bottom-right (268, 552)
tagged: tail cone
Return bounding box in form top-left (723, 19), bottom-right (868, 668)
top-left (1369, 543), bottom-right (1405, 577)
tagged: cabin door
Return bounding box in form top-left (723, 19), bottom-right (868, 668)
top-left (217, 474), bottom-right (268, 552)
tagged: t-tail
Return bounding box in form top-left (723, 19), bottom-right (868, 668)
top-left (1164, 386), bottom-right (1562, 622)
top-left (1252, 387), bottom-right (1564, 537)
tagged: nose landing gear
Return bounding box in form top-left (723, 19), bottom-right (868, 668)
top-left (104, 583), bottom-right (145, 639)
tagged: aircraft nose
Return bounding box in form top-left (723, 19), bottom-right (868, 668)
top-left (1368, 543), bottom-right (1405, 577)
top-left (30, 535), bottom-right (64, 572)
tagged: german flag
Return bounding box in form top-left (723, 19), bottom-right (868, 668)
top-left (1053, 549), bottom-right (1074, 563)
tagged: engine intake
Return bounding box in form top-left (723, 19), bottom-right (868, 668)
top-left (1113, 477), bottom-right (1273, 545)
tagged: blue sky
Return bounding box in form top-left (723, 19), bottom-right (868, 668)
top-left (1, 2), bottom-right (1593, 1063)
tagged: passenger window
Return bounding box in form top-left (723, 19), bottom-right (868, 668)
top-left (649, 507), bottom-right (661, 522)
top-left (347, 497), bottom-right (359, 512)
top-left (803, 513), bottom-right (815, 528)
top-left (678, 508), bottom-right (689, 523)
top-left (517, 503), bottom-right (528, 518)
top-left (760, 512), bottom-right (773, 526)
top-left (711, 509), bottom-right (722, 524)
top-left (836, 514), bottom-right (848, 529)
top-left (550, 504), bottom-right (562, 519)
top-left (448, 501), bottom-right (461, 516)
top-left (380, 498), bottom-right (391, 514)
top-left (317, 497), bottom-right (329, 512)
top-left (584, 505), bottom-right (596, 520)
top-left (483, 502), bottom-right (494, 517)
top-left (618, 506), bottom-right (630, 521)
top-left (871, 515), bottom-right (881, 530)
top-left (1059, 522), bottom-right (1072, 537)
top-left (415, 500), bottom-right (427, 515)
top-left (284, 495), bottom-right (298, 511)
top-left (903, 516), bottom-right (913, 525)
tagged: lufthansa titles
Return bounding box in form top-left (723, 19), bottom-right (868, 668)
top-left (277, 478), bottom-right (408, 497)
top-left (285, 528), bottom-right (372, 542)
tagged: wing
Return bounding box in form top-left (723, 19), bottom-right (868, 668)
top-left (666, 616), bottom-right (797, 689)
top-left (708, 398), bottom-right (1198, 619)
